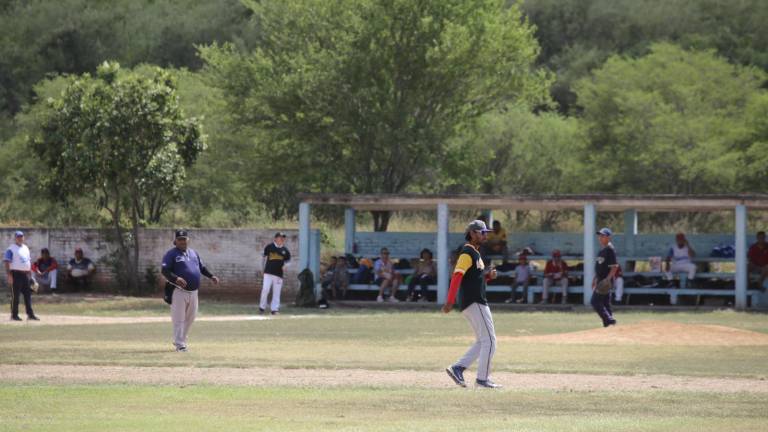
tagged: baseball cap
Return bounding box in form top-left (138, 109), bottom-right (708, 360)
top-left (74, 247), bottom-right (83, 253)
top-left (466, 220), bottom-right (491, 233)
top-left (597, 227), bottom-right (613, 237)
top-left (175, 229), bottom-right (189, 239)
top-left (274, 231), bottom-right (287, 238)
top-left (552, 249), bottom-right (561, 257)
top-left (675, 232), bottom-right (686, 241)
top-left (14, 230), bottom-right (23, 237)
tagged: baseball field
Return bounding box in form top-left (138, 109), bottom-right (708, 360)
top-left (1, 296), bottom-right (767, 431)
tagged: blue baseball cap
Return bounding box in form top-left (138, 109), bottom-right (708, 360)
top-left (14, 230), bottom-right (24, 237)
top-left (597, 227), bottom-right (613, 237)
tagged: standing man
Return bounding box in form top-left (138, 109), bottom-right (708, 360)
top-left (748, 231), bottom-right (768, 290)
top-left (592, 228), bottom-right (618, 327)
top-left (3, 231), bottom-right (39, 321)
top-left (260, 232), bottom-right (291, 315)
top-left (161, 230), bottom-right (219, 352)
top-left (442, 220), bottom-right (501, 389)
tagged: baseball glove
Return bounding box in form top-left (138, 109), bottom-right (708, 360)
top-left (163, 282), bottom-right (174, 305)
top-left (595, 277), bottom-right (612, 294)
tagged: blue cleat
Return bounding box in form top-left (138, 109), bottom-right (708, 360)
top-left (445, 365), bottom-right (466, 387)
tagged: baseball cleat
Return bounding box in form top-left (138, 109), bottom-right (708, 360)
top-left (175, 346), bottom-right (188, 352)
top-left (445, 365), bottom-right (466, 387)
top-left (475, 379), bottom-right (502, 389)
top-left (28, 315), bottom-right (40, 321)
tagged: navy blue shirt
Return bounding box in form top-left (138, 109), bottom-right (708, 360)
top-left (595, 244), bottom-right (618, 280)
top-left (161, 247), bottom-right (211, 291)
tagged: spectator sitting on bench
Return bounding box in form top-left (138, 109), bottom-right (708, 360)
top-left (505, 252), bottom-right (531, 304)
top-left (484, 220), bottom-right (508, 262)
top-left (67, 247), bottom-right (96, 289)
top-left (321, 256), bottom-right (338, 298)
top-left (665, 233), bottom-right (696, 280)
top-left (542, 249), bottom-right (568, 304)
top-left (748, 231), bottom-right (768, 290)
top-left (406, 248), bottom-right (436, 302)
top-left (32, 248), bottom-right (58, 293)
top-left (332, 255), bottom-right (350, 298)
top-left (375, 248), bottom-right (402, 303)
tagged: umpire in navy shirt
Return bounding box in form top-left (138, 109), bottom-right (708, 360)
top-left (592, 227), bottom-right (618, 327)
top-left (161, 230), bottom-right (219, 352)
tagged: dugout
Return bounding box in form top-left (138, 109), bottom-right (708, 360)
top-left (297, 194), bottom-right (768, 309)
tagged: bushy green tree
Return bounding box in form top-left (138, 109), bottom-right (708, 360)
top-left (575, 43), bottom-right (766, 194)
top-left (201, 0), bottom-right (551, 230)
top-left (31, 62), bottom-right (206, 292)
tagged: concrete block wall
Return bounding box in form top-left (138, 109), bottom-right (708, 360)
top-left (0, 228), bottom-right (299, 299)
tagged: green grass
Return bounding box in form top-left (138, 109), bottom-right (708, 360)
top-left (2, 303), bottom-right (768, 378)
top-left (0, 385), bottom-right (765, 432)
top-left (2, 300), bottom-right (767, 431)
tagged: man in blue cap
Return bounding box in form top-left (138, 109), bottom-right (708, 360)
top-left (3, 231), bottom-right (38, 321)
top-left (592, 227), bottom-right (618, 327)
top-left (161, 229), bottom-right (219, 352)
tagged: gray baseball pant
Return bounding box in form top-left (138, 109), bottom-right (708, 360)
top-left (171, 288), bottom-right (198, 349)
top-left (454, 302), bottom-right (497, 381)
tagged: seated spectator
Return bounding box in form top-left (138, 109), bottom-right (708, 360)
top-left (542, 249), bottom-right (568, 304)
top-left (332, 255), bottom-right (350, 299)
top-left (406, 248), bottom-right (436, 302)
top-left (321, 256), bottom-right (338, 297)
top-left (31, 248), bottom-right (58, 293)
top-left (375, 248), bottom-right (402, 303)
top-left (748, 231), bottom-right (768, 290)
top-left (665, 233), bottom-right (696, 280)
top-left (505, 252), bottom-right (531, 304)
top-left (67, 247), bottom-right (96, 289)
top-left (484, 220), bottom-right (508, 262)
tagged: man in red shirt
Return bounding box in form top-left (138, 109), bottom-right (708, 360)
top-left (542, 250), bottom-right (568, 304)
top-left (32, 248), bottom-right (58, 293)
top-left (748, 231), bottom-right (768, 289)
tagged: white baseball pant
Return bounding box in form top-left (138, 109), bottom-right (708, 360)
top-left (260, 273), bottom-right (283, 312)
top-left (614, 276), bottom-right (624, 302)
top-left (171, 288), bottom-right (198, 349)
top-left (670, 261), bottom-right (696, 279)
top-left (454, 303), bottom-right (497, 381)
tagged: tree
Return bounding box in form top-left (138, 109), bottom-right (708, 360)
top-left (574, 43), bottom-right (767, 194)
top-left (31, 62), bottom-right (206, 293)
top-left (201, 0), bottom-right (551, 230)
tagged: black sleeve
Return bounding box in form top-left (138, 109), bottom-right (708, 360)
top-left (198, 255), bottom-right (214, 278)
top-left (161, 267), bottom-right (179, 282)
top-left (606, 248), bottom-right (617, 266)
top-left (284, 248), bottom-right (291, 262)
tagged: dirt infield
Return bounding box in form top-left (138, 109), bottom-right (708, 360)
top-left (0, 314), bottom-right (271, 325)
top-left (506, 320), bottom-right (768, 346)
top-left (2, 364), bottom-right (766, 393)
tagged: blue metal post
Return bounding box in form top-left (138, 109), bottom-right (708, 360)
top-left (344, 208), bottom-right (356, 255)
top-left (735, 205), bottom-right (747, 309)
top-left (299, 202), bottom-right (310, 272)
top-left (437, 203), bottom-right (450, 304)
top-left (583, 204), bottom-right (596, 306)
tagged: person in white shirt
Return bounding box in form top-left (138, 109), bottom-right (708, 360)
top-left (3, 231), bottom-right (38, 321)
top-left (665, 233), bottom-right (696, 279)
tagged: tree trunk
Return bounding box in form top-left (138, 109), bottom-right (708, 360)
top-left (372, 211), bottom-right (391, 232)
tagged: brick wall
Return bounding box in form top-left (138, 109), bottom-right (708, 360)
top-left (1, 228), bottom-right (299, 300)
